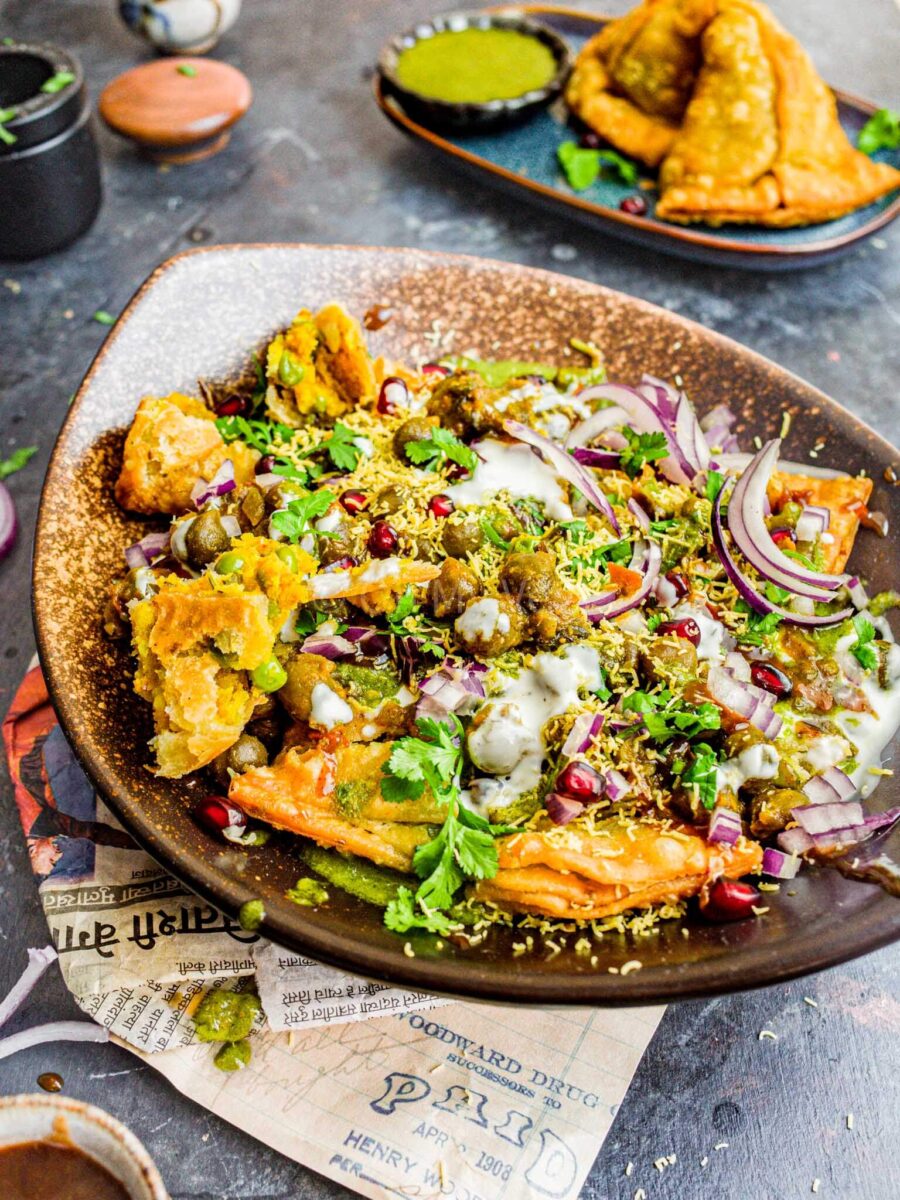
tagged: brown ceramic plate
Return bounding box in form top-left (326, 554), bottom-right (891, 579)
top-left (33, 244), bottom-right (900, 1004)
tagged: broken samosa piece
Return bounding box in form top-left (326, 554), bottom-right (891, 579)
top-left (475, 820), bottom-right (762, 919)
top-left (230, 739), bottom-right (446, 870)
top-left (769, 470), bottom-right (873, 573)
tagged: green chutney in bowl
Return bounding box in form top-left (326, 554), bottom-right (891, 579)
top-left (378, 11), bottom-right (571, 132)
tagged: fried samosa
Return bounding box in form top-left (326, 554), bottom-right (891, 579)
top-left (567, 0), bottom-right (900, 227)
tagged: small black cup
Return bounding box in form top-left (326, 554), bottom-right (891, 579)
top-left (0, 42), bottom-right (102, 260)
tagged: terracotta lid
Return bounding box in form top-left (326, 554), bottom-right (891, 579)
top-left (99, 57), bottom-right (251, 163)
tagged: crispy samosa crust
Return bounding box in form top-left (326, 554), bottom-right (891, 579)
top-left (475, 821), bottom-right (762, 920)
top-left (567, 0), bottom-right (900, 226)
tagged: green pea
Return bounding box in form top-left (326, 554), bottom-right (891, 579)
top-left (276, 544), bottom-right (300, 572)
top-left (252, 657), bottom-right (287, 693)
top-left (278, 349), bottom-right (305, 387)
top-left (214, 1040), bottom-right (251, 1072)
top-left (215, 551), bottom-right (245, 575)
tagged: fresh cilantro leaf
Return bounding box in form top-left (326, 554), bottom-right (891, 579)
top-left (0, 446), bottom-right (37, 480)
top-left (480, 515), bottom-right (511, 551)
top-left (598, 538), bottom-right (633, 566)
top-left (295, 609), bottom-right (329, 636)
top-left (646, 612), bottom-right (664, 632)
top-left (380, 773), bottom-right (426, 804)
top-left (312, 422), bottom-right (362, 472)
top-left (643, 701), bottom-right (720, 742)
top-left (270, 489), bottom-right (336, 543)
top-left (593, 668), bottom-right (612, 704)
top-left (858, 108), bottom-right (900, 156)
top-left (384, 886), bottom-right (455, 936)
top-left (405, 426), bottom-right (478, 473)
top-left (682, 744), bottom-right (719, 810)
top-left (649, 518), bottom-right (676, 535)
top-left (736, 609), bottom-right (782, 646)
top-left (618, 428), bottom-right (669, 478)
top-left (387, 587), bottom-right (420, 636)
top-left (557, 141), bottom-right (639, 190)
top-left (850, 614), bottom-right (879, 672)
top-left (215, 414), bottom-right (295, 455)
top-left (705, 470), bottom-right (725, 503)
top-left (764, 582), bottom-right (791, 604)
top-left (622, 691), bottom-right (658, 714)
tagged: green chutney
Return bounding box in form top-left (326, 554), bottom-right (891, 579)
top-left (395, 28), bottom-right (557, 104)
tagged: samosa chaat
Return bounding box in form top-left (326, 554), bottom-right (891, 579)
top-left (107, 302), bottom-right (900, 942)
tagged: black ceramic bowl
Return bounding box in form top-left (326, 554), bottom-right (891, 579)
top-left (377, 10), bottom-right (571, 133)
top-left (0, 42), bottom-right (102, 260)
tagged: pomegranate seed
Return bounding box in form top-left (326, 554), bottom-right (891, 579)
top-left (256, 454), bottom-right (277, 475)
top-left (377, 376), bottom-right (409, 415)
top-left (340, 489), bottom-right (369, 515)
top-left (656, 617), bottom-right (701, 647)
top-left (428, 493), bottom-right (454, 519)
top-left (750, 661), bottom-right (792, 698)
top-left (421, 362), bottom-right (451, 378)
top-left (556, 760), bottom-right (604, 803)
top-left (367, 520), bottom-right (399, 558)
top-left (579, 131), bottom-right (602, 149)
top-left (700, 878), bottom-right (761, 922)
top-left (664, 570), bottom-right (690, 600)
top-left (620, 194), bottom-right (648, 216)
top-left (214, 395), bottom-right (251, 417)
top-left (323, 555), bottom-right (357, 573)
top-left (770, 527), bottom-right (794, 545)
top-left (194, 796), bottom-right (246, 837)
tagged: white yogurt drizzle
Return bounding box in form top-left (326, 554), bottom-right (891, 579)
top-left (447, 438), bottom-right (573, 522)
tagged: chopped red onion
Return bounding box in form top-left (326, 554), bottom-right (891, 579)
top-left (124, 530), bottom-right (169, 570)
top-left (545, 792), bottom-right (585, 826)
top-left (0, 946), bottom-right (57, 1031)
top-left (792, 801), bottom-right (864, 836)
top-left (344, 626), bottom-right (392, 657)
top-left (603, 768), bottom-right (631, 802)
top-left (794, 505), bottom-right (830, 543)
top-left (220, 514), bottom-right (242, 539)
top-left (418, 662), bottom-right (486, 721)
top-left (571, 447), bottom-right (622, 469)
top-left (846, 576), bottom-right (870, 610)
top-left (581, 539), bottom-right (662, 622)
top-left (503, 420), bottom-right (621, 534)
top-left (562, 712), bottom-right (605, 758)
top-left (778, 825), bottom-right (814, 856)
top-left (802, 766), bottom-right (856, 805)
top-left (254, 472), bottom-right (282, 490)
top-left (708, 805), bottom-right (742, 846)
top-left (578, 382), bottom-right (697, 486)
top-left (191, 458), bottom-right (236, 508)
top-left (722, 651), bottom-right (752, 682)
top-left (761, 847), bottom-right (801, 879)
top-left (300, 632), bottom-right (357, 660)
top-left (726, 441), bottom-right (848, 601)
top-left (0, 482), bottom-right (17, 561)
top-left (0, 1020), bottom-right (109, 1062)
top-left (711, 484), bottom-right (852, 628)
top-left (706, 664), bottom-right (782, 736)
top-left (565, 406), bottom-right (628, 448)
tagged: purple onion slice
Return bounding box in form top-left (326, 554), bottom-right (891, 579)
top-left (191, 458), bottom-right (236, 508)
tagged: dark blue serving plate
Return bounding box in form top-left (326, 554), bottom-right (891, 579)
top-left (375, 5), bottom-right (900, 271)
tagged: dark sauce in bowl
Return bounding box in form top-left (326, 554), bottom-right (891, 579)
top-left (0, 1140), bottom-right (130, 1200)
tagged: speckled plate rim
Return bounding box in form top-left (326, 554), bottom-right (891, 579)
top-left (32, 243), bottom-right (900, 1006)
top-left (374, 4), bottom-right (900, 266)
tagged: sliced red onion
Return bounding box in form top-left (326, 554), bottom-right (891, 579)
top-left (862, 806), bottom-right (900, 836)
top-left (581, 539), bottom-right (662, 622)
top-left (722, 651), bottom-right (752, 682)
top-left (191, 458), bottom-right (236, 508)
top-left (571, 446), bottom-right (622, 469)
top-left (627, 497), bottom-right (651, 531)
top-left (727, 441), bottom-right (848, 601)
top-left (562, 712), bottom-right (605, 758)
top-left (565, 405), bottom-right (628, 449)
top-left (300, 632), bottom-right (357, 660)
top-left (418, 662), bottom-right (486, 721)
top-left (603, 768), bottom-right (631, 801)
top-left (792, 801), bottom-right (864, 836)
top-left (0, 946), bottom-right (57, 1031)
top-left (708, 805), bottom-right (742, 846)
top-left (0, 1020), bottom-right (109, 1062)
top-left (761, 847), bottom-right (801, 879)
top-left (545, 792), bottom-right (584, 826)
top-left (794, 505), bottom-right (830, 543)
top-left (711, 485), bottom-right (853, 628)
top-left (503, 420), bottom-right (621, 534)
top-left (124, 530), bottom-right (169, 570)
top-left (810, 826), bottom-right (871, 851)
top-left (700, 403), bottom-right (736, 434)
top-left (578, 383), bottom-right (696, 485)
top-left (846, 576), bottom-right (869, 610)
top-left (641, 375), bottom-right (710, 476)
top-left (0, 482), bottom-right (17, 561)
top-left (344, 626), bottom-right (392, 657)
top-left (220, 514), bottom-right (242, 540)
top-left (778, 826), bottom-right (814, 855)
